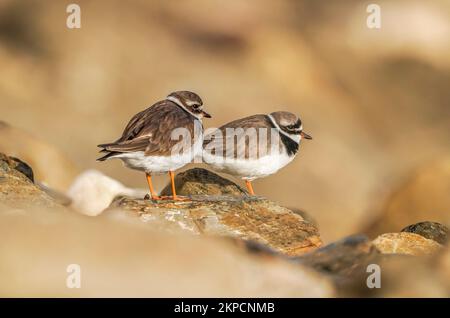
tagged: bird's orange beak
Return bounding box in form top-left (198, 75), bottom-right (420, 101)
top-left (301, 131), bottom-right (312, 140)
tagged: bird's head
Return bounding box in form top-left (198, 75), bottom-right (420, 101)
top-left (270, 111), bottom-right (312, 141)
top-left (167, 91), bottom-right (211, 119)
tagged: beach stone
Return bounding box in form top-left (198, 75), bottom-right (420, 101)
top-left (372, 232), bottom-right (443, 256)
top-left (107, 194), bottom-right (322, 256)
top-left (401, 221), bottom-right (448, 244)
top-left (0, 153), bottom-right (59, 208)
top-left (160, 168), bottom-right (247, 196)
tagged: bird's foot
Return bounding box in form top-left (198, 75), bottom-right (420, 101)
top-left (144, 194), bottom-right (163, 201)
top-left (171, 195), bottom-right (191, 202)
top-left (144, 194), bottom-right (190, 201)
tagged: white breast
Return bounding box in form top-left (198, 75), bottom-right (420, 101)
top-left (202, 150), bottom-right (296, 181)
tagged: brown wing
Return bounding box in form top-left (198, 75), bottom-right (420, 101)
top-left (118, 100), bottom-right (168, 143)
top-left (203, 114), bottom-right (279, 159)
top-left (99, 100), bottom-right (197, 156)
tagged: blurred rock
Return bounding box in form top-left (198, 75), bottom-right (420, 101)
top-left (160, 1), bottom-right (263, 51)
top-left (8, 156), bottom-right (34, 182)
top-left (67, 170), bottom-right (147, 216)
top-left (233, 238), bottom-right (282, 257)
top-left (401, 221), bottom-right (448, 245)
top-left (0, 121), bottom-right (79, 191)
top-left (295, 233), bottom-right (449, 297)
top-left (372, 232), bottom-right (443, 256)
top-left (437, 247), bottom-right (450, 290)
top-left (0, 153), bottom-right (59, 208)
top-left (365, 158), bottom-right (450, 237)
top-left (160, 168), bottom-right (247, 197)
top-left (108, 195), bottom-right (322, 256)
top-left (0, 153), bottom-right (33, 181)
top-left (363, 255), bottom-right (449, 297)
top-left (38, 182), bottom-right (72, 206)
top-left (0, 205), bottom-right (334, 297)
top-left (295, 235), bottom-right (378, 277)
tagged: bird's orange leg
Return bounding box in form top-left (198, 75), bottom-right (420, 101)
top-left (146, 173), bottom-right (160, 200)
top-left (168, 171), bottom-right (189, 201)
top-left (169, 170), bottom-right (178, 200)
top-left (245, 180), bottom-right (255, 195)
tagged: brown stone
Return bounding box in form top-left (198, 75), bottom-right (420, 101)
top-left (295, 235), bottom-right (378, 276)
top-left (0, 153), bottom-right (60, 208)
top-left (160, 168), bottom-right (248, 196)
top-left (372, 232), bottom-right (443, 256)
top-left (401, 221), bottom-right (448, 245)
top-left (107, 195), bottom-right (322, 256)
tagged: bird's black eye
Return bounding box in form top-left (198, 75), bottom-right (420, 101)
top-left (192, 104), bottom-right (200, 109)
top-left (287, 125), bottom-right (295, 129)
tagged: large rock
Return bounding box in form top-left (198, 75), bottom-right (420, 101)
top-left (108, 195), bottom-right (322, 256)
top-left (365, 159), bottom-right (450, 237)
top-left (0, 153), bottom-right (59, 208)
top-left (401, 221), bottom-right (448, 245)
top-left (113, 168), bottom-right (323, 256)
top-left (372, 232), bottom-right (443, 256)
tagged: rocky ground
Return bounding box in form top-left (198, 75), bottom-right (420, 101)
top-left (1, 151), bottom-right (448, 297)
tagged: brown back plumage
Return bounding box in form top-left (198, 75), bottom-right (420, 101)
top-left (203, 114), bottom-right (283, 159)
top-left (98, 100), bottom-right (198, 160)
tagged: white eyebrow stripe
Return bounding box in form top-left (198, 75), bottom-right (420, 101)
top-left (185, 100), bottom-right (199, 106)
top-left (267, 114), bottom-right (300, 143)
top-left (166, 96), bottom-right (202, 120)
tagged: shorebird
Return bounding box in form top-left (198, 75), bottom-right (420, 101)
top-left (97, 91), bottom-right (211, 200)
top-left (202, 111), bottom-right (311, 195)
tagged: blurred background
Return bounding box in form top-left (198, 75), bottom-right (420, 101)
top-left (0, 0), bottom-right (449, 242)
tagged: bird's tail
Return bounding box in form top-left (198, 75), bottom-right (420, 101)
top-left (97, 141), bottom-right (122, 161)
top-left (96, 150), bottom-right (122, 161)
top-left (97, 142), bottom-right (118, 149)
